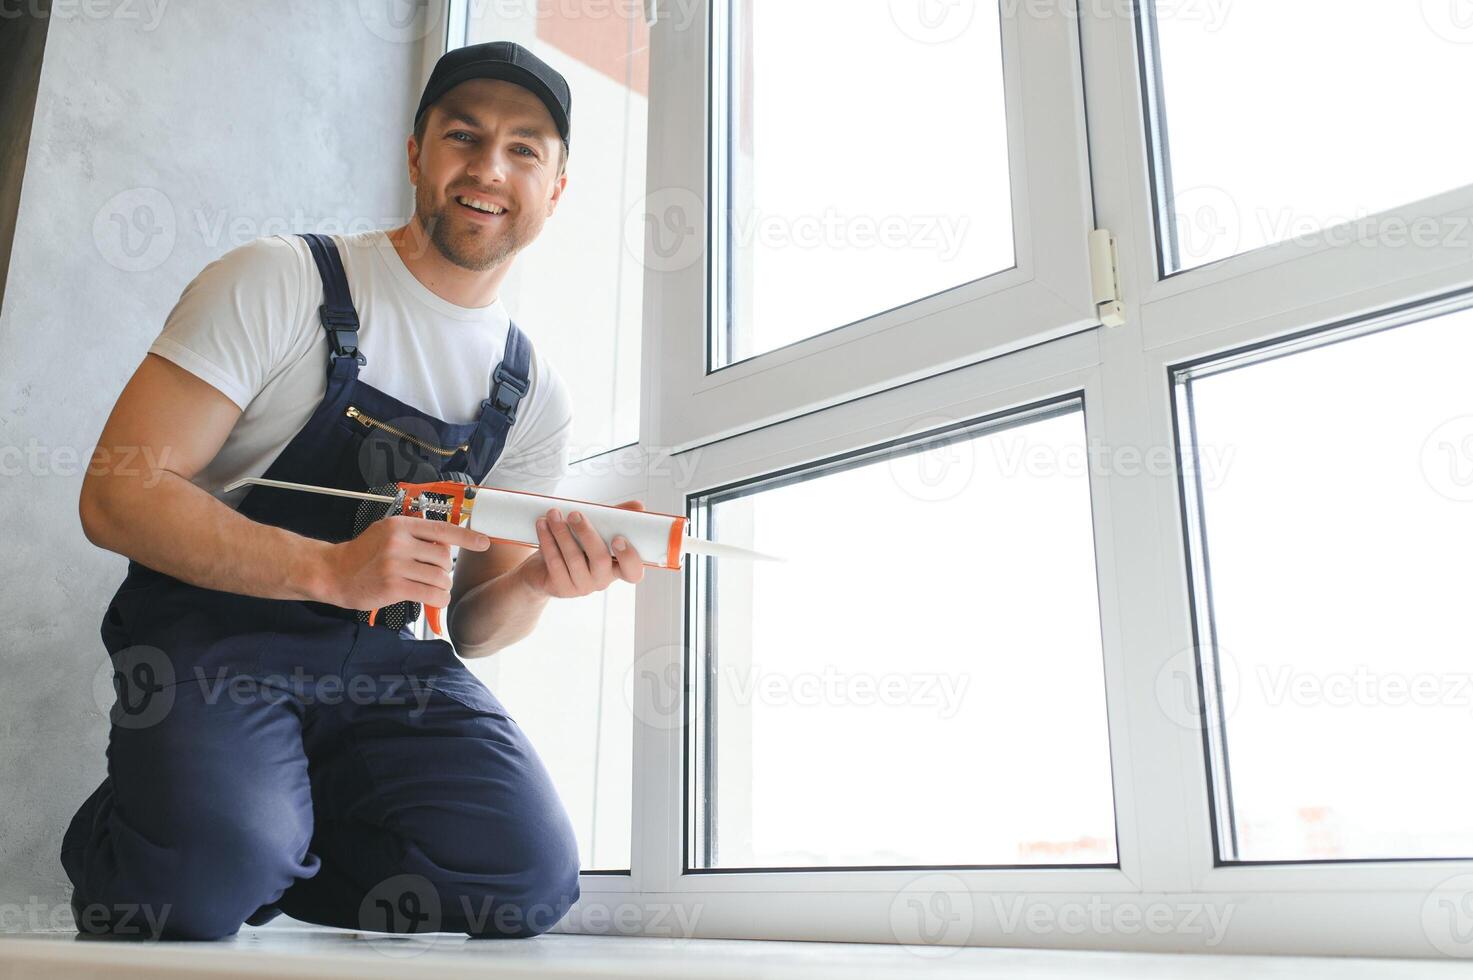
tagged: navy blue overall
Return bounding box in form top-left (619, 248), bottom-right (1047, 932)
top-left (61, 234), bottom-right (580, 940)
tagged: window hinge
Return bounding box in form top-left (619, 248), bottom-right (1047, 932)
top-left (1088, 229), bottom-right (1125, 327)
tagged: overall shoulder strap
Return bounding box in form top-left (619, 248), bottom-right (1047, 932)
top-left (299, 233), bottom-right (366, 367)
top-left (463, 322), bottom-right (534, 479)
top-left (487, 321), bottom-right (532, 425)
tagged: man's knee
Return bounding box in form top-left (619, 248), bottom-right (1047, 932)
top-left (74, 812), bottom-right (315, 940)
top-left (457, 825), bottom-right (582, 938)
top-left (462, 875), bottom-right (581, 938)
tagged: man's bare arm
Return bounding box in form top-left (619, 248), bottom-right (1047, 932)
top-left (79, 353), bottom-right (490, 609)
top-left (447, 542), bottom-right (550, 658)
top-left (79, 353), bottom-right (335, 600)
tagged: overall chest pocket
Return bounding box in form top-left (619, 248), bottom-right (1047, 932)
top-left (340, 404), bottom-right (472, 486)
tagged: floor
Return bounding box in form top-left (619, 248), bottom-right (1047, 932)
top-left (0, 925), bottom-right (1464, 980)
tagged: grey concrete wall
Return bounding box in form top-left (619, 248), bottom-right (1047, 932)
top-left (0, 0), bottom-right (428, 921)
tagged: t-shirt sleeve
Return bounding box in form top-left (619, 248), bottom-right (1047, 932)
top-left (147, 236), bottom-right (305, 411)
top-left (479, 347), bottom-right (573, 497)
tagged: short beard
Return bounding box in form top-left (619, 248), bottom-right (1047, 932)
top-left (415, 183), bottom-right (521, 272)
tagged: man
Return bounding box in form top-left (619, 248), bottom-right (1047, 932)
top-left (62, 41), bottom-right (644, 941)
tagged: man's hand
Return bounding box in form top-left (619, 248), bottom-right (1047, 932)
top-left (317, 515), bottom-right (491, 611)
top-left (516, 501), bottom-right (647, 599)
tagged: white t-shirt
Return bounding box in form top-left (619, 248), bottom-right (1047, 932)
top-left (148, 229), bottom-right (572, 505)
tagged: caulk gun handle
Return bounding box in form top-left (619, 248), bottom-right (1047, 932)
top-left (366, 602), bottom-right (446, 637)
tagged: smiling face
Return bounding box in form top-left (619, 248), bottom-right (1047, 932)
top-left (407, 78), bottom-right (567, 272)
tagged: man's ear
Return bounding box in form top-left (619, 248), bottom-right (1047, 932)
top-left (406, 135), bottom-right (420, 185)
top-left (546, 172), bottom-right (567, 216)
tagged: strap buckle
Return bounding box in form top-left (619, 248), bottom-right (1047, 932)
top-left (488, 363), bottom-right (529, 424)
top-left (318, 305), bottom-right (366, 366)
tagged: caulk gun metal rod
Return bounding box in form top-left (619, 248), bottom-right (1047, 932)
top-left (221, 477), bottom-right (399, 505)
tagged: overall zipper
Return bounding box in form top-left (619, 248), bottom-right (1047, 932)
top-left (346, 405), bottom-right (468, 457)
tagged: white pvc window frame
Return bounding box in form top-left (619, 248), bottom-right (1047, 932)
top-left (646, 0), bottom-right (1100, 455)
top-left (435, 0), bottom-right (1473, 958)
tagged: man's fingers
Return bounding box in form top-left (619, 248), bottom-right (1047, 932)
top-left (546, 512), bottom-right (593, 590)
top-left (535, 517), bottom-right (575, 594)
top-left (403, 538), bottom-right (453, 571)
top-left (375, 569), bottom-right (450, 610)
top-left (403, 582), bottom-right (452, 608)
top-left (613, 542), bottom-right (644, 583)
top-left (615, 499), bottom-right (645, 511)
top-left (566, 512), bottom-right (614, 574)
top-left (396, 559), bottom-right (453, 592)
top-left (406, 517), bottom-right (490, 551)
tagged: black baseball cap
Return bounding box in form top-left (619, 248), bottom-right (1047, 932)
top-left (415, 41), bottom-right (572, 153)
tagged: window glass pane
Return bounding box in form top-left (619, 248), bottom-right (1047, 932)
top-left (466, 585), bottom-right (636, 871)
top-left (1146, 0), bottom-right (1473, 272)
top-left (717, 0), bottom-right (1014, 368)
top-left (693, 406), bottom-right (1115, 868)
top-left (465, 4), bottom-right (646, 459)
top-left (1177, 302), bottom-right (1473, 860)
